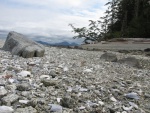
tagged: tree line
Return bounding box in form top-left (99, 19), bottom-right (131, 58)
top-left (69, 0), bottom-right (150, 44)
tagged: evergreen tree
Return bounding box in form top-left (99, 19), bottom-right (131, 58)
top-left (69, 0), bottom-right (150, 44)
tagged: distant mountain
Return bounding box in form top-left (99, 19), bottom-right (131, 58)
top-left (0, 30), bottom-right (8, 40)
top-left (36, 41), bottom-right (50, 45)
top-left (37, 41), bottom-right (78, 46)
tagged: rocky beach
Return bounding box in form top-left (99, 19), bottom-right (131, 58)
top-left (0, 39), bottom-right (150, 113)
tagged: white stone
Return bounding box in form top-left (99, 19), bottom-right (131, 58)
top-left (0, 106), bottom-right (14, 113)
top-left (18, 71), bottom-right (31, 77)
top-left (78, 106), bottom-right (85, 110)
top-left (66, 87), bottom-right (72, 92)
top-left (57, 98), bottom-right (62, 103)
top-left (129, 102), bottom-right (138, 109)
top-left (98, 101), bottom-right (104, 106)
top-left (123, 105), bottom-right (133, 111)
top-left (83, 69), bottom-right (93, 73)
top-left (63, 67), bottom-right (69, 72)
top-left (110, 96), bottom-right (117, 102)
top-left (79, 88), bottom-right (88, 92)
top-left (8, 78), bottom-right (15, 84)
top-left (49, 104), bottom-right (62, 112)
top-left (19, 100), bottom-right (29, 104)
top-left (0, 86), bottom-right (7, 96)
top-left (40, 75), bottom-right (50, 79)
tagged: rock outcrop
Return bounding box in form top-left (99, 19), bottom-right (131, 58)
top-left (100, 52), bottom-right (118, 62)
top-left (117, 57), bottom-right (140, 68)
top-left (3, 31), bottom-right (45, 58)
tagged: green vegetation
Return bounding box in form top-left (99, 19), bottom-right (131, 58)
top-left (70, 0), bottom-right (150, 43)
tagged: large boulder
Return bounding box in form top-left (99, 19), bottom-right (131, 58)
top-left (117, 57), bottom-right (141, 68)
top-left (3, 31), bottom-right (45, 58)
top-left (100, 52), bottom-right (118, 62)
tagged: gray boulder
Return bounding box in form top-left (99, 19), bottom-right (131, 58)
top-left (118, 57), bottom-right (141, 68)
top-left (100, 52), bottom-right (117, 62)
top-left (3, 31), bottom-right (45, 58)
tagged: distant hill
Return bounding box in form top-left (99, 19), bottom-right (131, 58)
top-left (37, 41), bottom-right (78, 46)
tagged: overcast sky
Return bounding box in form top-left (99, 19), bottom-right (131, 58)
top-left (0, 0), bottom-right (108, 43)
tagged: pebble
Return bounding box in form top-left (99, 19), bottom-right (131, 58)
top-left (41, 79), bottom-right (58, 87)
top-left (123, 105), bottom-right (133, 111)
top-left (2, 94), bottom-right (19, 105)
top-left (16, 83), bottom-right (30, 91)
top-left (17, 71), bottom-right (31, 77)
top-left (129, 102), bottom-right (138, 109)
top-left (8, 78), bottom-right (15, 84)
top-left (124, 92), bottom-right (140, 100)
top-left (60, 96), bottom-right (76, 108)
top-left (39, 75), bottom-right (50, 79)
top-left (19, 100), bottom-right (29, 104)
top-left (49, 104), bottom-right (62, 112)
top-left (0, 86), bottom-right (7, 97)
top-left (110, 96), bottom-right (117, 102)
top-left (83, 68), bottom-right (93, 73)
top-left (0, 106), bottom-right (14, 113)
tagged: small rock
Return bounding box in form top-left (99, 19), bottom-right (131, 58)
top-left (8, 78), bottom-right (15, 84)
top-left (0, 79), bottom-right (6, 86)
top-left (124, 92), bottom-right (139, 100)
top-left (19, 100), bottom-right (29, 104)
top-left (123, 105), bottom-right (133, 111)
top-left (83, 69), bottom-right (93, 73)
top-left (63, 66), bottom-right (69, 72)
top-left (0, 106), bottom-right (14, 113)
top-left (57, 98), bottom-right (62, 103)
top-left (79, 87), bottom-right (88, 92)
top-left (60, 96), bottom-right (76, 108)
top-left (49, 104), bottom-right (62, 112)
top-left (86, 100), bottom-right (98, 107)
top-left (15, 106), bottom-right (37, 113)
top-left (29, 98), bottom-right (46, 107)
top-left (18, 71), bottom-right (31, 77)
top-left (110, 96), bottom-right (117, 102)
top-left (129, 102), bottom-right (138, 109)
top-left (6, 84), bottom-right (17, 91)
top-left (144, 48), bottom-right (150, 52)
top-left (98, 101), bottom-right (104, 106)
top-left (2, 94), bottom-right (19, 105)
top-left (78, 106), bottom-right (85, 110)
top-left (41, 79), bottom-right (57, 87)
top-left (49, 71), bottom-right (57, 78)
top-left (40, 75), bottom-right (50, 79)
top-left (17, 83), bottom-right (30, 91)
top-left (0, 86), bottom-right (7, 97)
top-left (144, 93), bottom-right (150, 98)
top-left (21, 91), bottom-right (31, 97)
top-left (66, 87), bottom-right (72, 92)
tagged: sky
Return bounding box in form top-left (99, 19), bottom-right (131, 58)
top-left (0, 0), bottom-right (108, 43)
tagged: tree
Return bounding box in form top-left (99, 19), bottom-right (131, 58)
top-left (69, 0), bottom-right (150, 44)
top-left (69, 20), bottom-right (102, 44)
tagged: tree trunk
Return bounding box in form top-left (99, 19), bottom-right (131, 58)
top-left (121, 11), bottom-right (127, 37)
top-left (135, 0), bottom-right (140, 19)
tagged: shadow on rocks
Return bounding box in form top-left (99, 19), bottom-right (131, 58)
top-left (117, 57), bottom-right (141, 68)
top-left (100, 52), bottom-right (118, 62)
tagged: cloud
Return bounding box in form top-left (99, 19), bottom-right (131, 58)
top-left (0, 0), bottom-right (108, 43)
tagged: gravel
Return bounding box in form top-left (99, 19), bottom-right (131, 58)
top-left (0, 40), bottom-right (150, 113)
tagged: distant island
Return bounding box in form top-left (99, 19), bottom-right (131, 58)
top-left (37, 41), bottom-right (79, 46)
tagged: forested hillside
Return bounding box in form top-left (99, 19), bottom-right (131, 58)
top-left (70, 0), bottom-right (150, 43)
